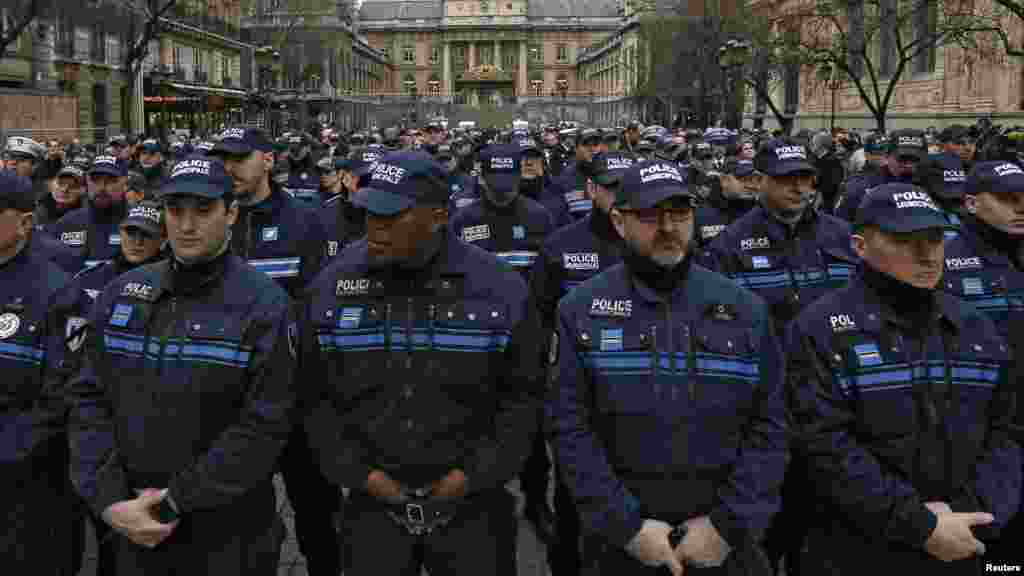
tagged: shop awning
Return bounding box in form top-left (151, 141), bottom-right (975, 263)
top-left (168, 83), bottom-right (248, 98)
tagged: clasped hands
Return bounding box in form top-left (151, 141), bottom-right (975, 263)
top-left (102, 488), bottom-right (179, 549)
top-left (626, 515), bottom-right (732, 576)
top-left (365, 468), bottom-right (469, 504)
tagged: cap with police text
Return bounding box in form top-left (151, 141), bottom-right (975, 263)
top-left (0, 171), bottom-right (35, 212)
top-left (755, 139), bottom-right (816, 177)
top-left (616, 160), bottom-right (691, 208)
top-left (518, 138), bottom-right (542, 156)
top-left (90, 155), bottom-right (128, 178)
top-left (855, 182), bottom-right (953, 233)
top-left (966, 161), bottom-right (1024, 196)
top-left (121, 200), bottom-right (164, 236)
top-left (352, 151), bottom-right (449, 216)
top-left (212, 127), bottom-right (273, 156)
top-left (348, 148), bottom-right (382, 176)
top-left (587, 152), bottom-right (635, 188)
top-left (914, 154), bottom-right (965, 201)
top-left (479, 144), bottom-right (522, 194)
top-left (889, 129), bottom-right (927, 160)
top-left (725, 158), bottom-right (756, 177)
top-left (160, 155), bottom-right (233, 199)
top-left (5, 136), bottom-right (45, 161)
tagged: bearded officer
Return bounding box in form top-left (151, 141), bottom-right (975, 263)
top-left (528, 150), bottom-right (635, 575)
top-left (51, 155), bottom-right (131, 273)
top-left (940, 161), bottom-right (1024, 567)
top-left (208, 125), bottom-right (336, 576)
top-left (69, 156), bottom-right (295, 574)
top-left (785, 183), bottom-right (1021, 575)
top-left (299, 150), bottom-right (544, 576)
top-left (0, 171), bottom-right (89, 574)
top-left (549, 159), bottom-right (787, 575)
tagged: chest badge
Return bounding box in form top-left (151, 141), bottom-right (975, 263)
top-left (338, 307), bottom-right (363, 328)
top-left (109, 303), bottom-right (134, 327)
top-left (853, 343), bottom-right (882, 367)
top-left (0, 313), bottom-right (20, 339)
top-left (109, 234), bottom-right (121, 246)
top-left (962, 277), bottom-right (984, 296)
top-left (462, 224), bottom-right (490, 243)
top-left (708, 303), bottom-right (736, 322)
top-left (751, 255), bottom-right (771, 269)
top-left (600, 328), bottom-right (623, 351)
top-left (512, 225), bottom-right (525, 240)
top-left (262, 227), bottom-right (279, 242)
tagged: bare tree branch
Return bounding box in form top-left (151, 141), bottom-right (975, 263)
top-left (0, 0), bottom-right (41, 56)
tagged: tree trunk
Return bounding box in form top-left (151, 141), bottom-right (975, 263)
top-left (875, 111), bottom-right (886, 133)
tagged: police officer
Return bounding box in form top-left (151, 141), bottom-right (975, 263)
top-left (914, 153), bottom-right (967, 240)
top-left (541, 129), bottom-right (601, 227)
top-left (69, 156), bottom-right (295, 575)
top-left (76, 200), bottom-right (167, 301)
top-left (542, 126), bottom-right (568, 177)
top-left (548, 159), bottom-right (787, 575)
top-left (938, 124), bottom-right (974, 169)
top-left (695, 157), bottom-right (759, 247)
top-left (519, 138), bottom-right (550, 204)
top-left (51, 155), bottom-right (131, 273)
top-left (527, 151), bottom-right (634, 575)
top-left (35, 154), bottom-right (90, 232)
top-left (834, 129), bottom-right (925, 222)
top-left (4, 136), bottom-right (45, 179)
top-left (700, 139), bottom-right (858, 576)
top-left (319, 155), bottom-right (369, 262)
top-left (0, 171), bottom-right (88, 574)
top-left (299, 150), bottom-right (544, 575)
top-left (448, 139), bottom-right (482, 212)
top-left (784, 182), bottom-right (1021, 575)
top-left (941, 161), bottom-right (1024, 566)
top-left (317, 156), bottom-right (345, 204)
top-left (450, 144), bottom-right (554, 276)
top-left (282, 133), bottom-right (321, 204)
top-left (136, 139), bottom-right (169, 197)
top-left (209, 126), bottom-right (335, 576)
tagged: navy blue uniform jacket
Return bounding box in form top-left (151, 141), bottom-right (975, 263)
top-left (548, 259), bottom-right (788, 550)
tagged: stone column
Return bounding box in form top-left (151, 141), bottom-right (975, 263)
top-left (443, 42), bottom-right (452, 102)
top-left (495, 41), bottom-right (501, 69)
top-left (518, 41), bottom-right (528, 97)
top-left (469, 42), bottom-right (476, 68)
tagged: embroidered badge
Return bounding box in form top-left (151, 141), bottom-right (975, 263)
top-left (336, 278), bottom-right (371, 296)
top-left (590, 298), bottom-right (632, 318)
top-left (854, 343), bottom-right (882, 367)
top-left (461, 224), bottom-right (490, 243)
top-left (66, 317), bottom-right (88, 352)
top-left (563, 253), bottom-right (600, 271)
top-left (262, 227), bottom-right (279, 242)
top-left (61, 230), bottom-right (86, 247)
top-left (338, 307), bottom-right (363, 329)
top-left (0, 313), bottom-right (20, 339)
top-left (121, 282), bottom-right (155, 301)
top-left (110, 303), bottom-right (134, 327)
top-left (327, 241), bottom-right (339, 257)
top-left (962, 277), bottom-right (984, 296)
top-left (707, 303), bottom-right (736, 322)
top-left (751, 256), bottom-right (771, 269)
top-left (512, 225), bottom-right (525, 240)
top-left (109, 234), bottom-right (121, 246)
top-left (600, 328), bottom-right (623, 351)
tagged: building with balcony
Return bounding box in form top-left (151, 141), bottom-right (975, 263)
top-left (242, 0), bottom-right (394, 133)
top-left (357, 0), bottom-right (623, 125)
top-left (141, 0), bottom-right (254, 139)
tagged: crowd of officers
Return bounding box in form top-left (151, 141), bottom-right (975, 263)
top-left (1, 117), bottom-right (1022, 576)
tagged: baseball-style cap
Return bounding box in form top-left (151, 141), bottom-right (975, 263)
top-left (586, 152), bottom-right (635, 188)
top-left (518, 138), bottom-right (542, 156)
top-left (316, 156), bottom-right (338, 174)
top-left (211, 127), bottom-right (274, 156)
top-left (58, 163), bottom-right (86, 180)
top-left (889, 129), bottom-right (927, 160)
top-left (914, 154), bottom-right (966, 200)
top-left (90, 155), bottom-right (127, 177)
top-left (965, 161), bottom-right (1024, 196)
top-left (725, 158), bottom-right (756, 177)
top-left (352, 151), bottom-right (449, 216)
top-left (139, 139), bottom-right (161, 153)
top-left (0, 171), bottom-right (35, 212)
top-left (348, 148), bottom-right (382, 176)
top-left (479, 144), bottom-right (522, 195)
top-left (855, 182), bottom-right (953, 233)
top-left (616, 160), bottom-right (692, 208)
top-left (755, 139), bottom-right (816, 176)
top-left (5, 136), bottom-right (45, 161)
top-left (938, 124), bottom-right (969, 143)
top-left (578, 128), bottom-right (601, 146)
top-left (160, 155), bottom-right (233, 199)
top-left (108, 134), bottom-right (128, 147)
top-left (121, 200), bottom-right (164, 236)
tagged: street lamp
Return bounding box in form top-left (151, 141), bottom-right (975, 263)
top-left (817, 61), bottom-right (842, 132)
top-left (150, 66), bottom-right (171, 141)
top-left (717, 39), bottom-right (752, 130)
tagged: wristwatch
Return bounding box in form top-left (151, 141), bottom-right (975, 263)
top-left (153, 493), bottom-right (179, 523)
top-left (668, 523), bottom-right (688, 549)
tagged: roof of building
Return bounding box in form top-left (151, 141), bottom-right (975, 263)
top-left (358, 0), bottom-right (622, 22)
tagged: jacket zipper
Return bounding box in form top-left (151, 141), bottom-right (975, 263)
top-left (157, 297), bottom-right (177, 376)
top-left (685, 323), bottom-right (697, 402)
top-left (405, 297), bottom-right (415, 370)
top-left (384, 302), bottom-right (393, 369)
top-left (649, 324), bottom-right (658, 376)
